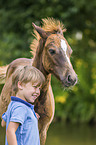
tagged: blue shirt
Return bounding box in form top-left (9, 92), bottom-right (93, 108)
top-left (2, 96), bottom-right (40, 145)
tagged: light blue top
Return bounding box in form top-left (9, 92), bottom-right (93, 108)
top-left (2, 96), bottom-right (40, 145)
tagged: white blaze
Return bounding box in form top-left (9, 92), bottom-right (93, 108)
top-left (61, 39), bottom-right (71, 66)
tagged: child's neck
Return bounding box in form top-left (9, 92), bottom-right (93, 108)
top-left (16, 92), bottom-right (26, 102)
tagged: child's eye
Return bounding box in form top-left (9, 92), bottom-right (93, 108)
top-left (33, 86), bottom-right (40, 89)
top-left (33, 86), bottom-right (37, 88)
top-left (33, 84), bottom-right (41, 90)
top-left (38, 87), bottom-right (41, 90)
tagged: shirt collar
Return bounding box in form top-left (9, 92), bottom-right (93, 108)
top-left (11, 96), bottom-right (34, 110)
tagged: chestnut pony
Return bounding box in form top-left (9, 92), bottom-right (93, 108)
top-left (0, 18), bottom-right (77, 145)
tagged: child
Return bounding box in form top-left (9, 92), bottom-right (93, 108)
top-left (1, 65), bottom-right (45, 145)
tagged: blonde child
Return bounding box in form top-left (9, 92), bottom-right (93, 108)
top-left (1, 65), bottom-right (45, 145)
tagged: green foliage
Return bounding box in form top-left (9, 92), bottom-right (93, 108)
top-left (0, 0), bottom-right (96, 123)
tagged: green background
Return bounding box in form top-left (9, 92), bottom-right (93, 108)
top-left (0, 0), bottom-right (96, 124)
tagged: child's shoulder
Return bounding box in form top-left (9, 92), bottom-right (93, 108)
top-left (10, 101), bottom-right (28, 112)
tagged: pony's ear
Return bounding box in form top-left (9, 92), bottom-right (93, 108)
top-left (32, 23), bottom-right (48, 39)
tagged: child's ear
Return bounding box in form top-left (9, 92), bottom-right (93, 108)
top-left (18, 81), bottom-right (23, 90)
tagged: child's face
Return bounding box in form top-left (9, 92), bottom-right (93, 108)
top-left (20, 82), bottom-right (41, 103)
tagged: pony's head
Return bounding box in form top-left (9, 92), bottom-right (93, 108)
top-left (31, 18), bottom-right (77, 87)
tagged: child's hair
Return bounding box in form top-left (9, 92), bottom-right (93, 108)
top-left (12, 65), bottom-right (45, 93)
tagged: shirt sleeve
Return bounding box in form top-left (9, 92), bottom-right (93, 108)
top-left (10, 105), bottom-right (27, 125)
top-left (2, 112), bottom-right (7, 122)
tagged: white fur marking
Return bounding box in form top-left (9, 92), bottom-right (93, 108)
top-left (61, 39), bottom-right (71, 66)
top-left (61, 39), bottom-right (67, 52)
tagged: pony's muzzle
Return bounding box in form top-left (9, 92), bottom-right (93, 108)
top-left (61, 73), bottom-right (77, 87)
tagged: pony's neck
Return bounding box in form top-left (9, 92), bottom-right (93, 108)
top-left (32, 39), bottom-right (49, 78)
top-left (32, 55), bottom-right (51, 88)
top-left (32, 38), bottom-right (51, 88)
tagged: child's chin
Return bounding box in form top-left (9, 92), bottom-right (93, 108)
top-left (29, 99), bottom-right (35, 104)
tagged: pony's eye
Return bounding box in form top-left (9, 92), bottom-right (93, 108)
top-left (49, 49), bottom-right (56, 55)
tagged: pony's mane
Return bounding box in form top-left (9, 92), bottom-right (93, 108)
top-left (30, 17), bottom-right (66, 57)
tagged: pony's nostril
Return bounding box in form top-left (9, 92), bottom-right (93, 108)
top-left (67, 75), bottom-right (77, 85)
top-left (68, 75), bottom-right (72, 82)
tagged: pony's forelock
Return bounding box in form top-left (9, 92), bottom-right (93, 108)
top-left (30, 17), bottom-right (66, 57)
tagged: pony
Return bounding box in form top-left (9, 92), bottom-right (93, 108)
top-left (0, 18), bottom-right (77, 145)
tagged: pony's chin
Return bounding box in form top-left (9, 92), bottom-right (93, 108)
top-left (63, 83), bottom-right (72, 88)
top-left (62, 81), bottom-right (75, 88)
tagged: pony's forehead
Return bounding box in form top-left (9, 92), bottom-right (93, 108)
top-left (45, 34), bottom-right (69, 49)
